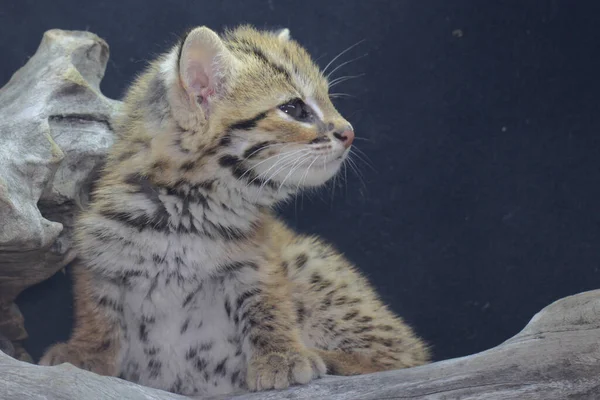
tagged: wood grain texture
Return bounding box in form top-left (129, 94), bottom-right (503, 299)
top-left (2, 290), bottom-right (600, 399)
top-left (0, 29), bottom-right (119, 360)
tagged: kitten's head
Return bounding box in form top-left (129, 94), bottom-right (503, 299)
top-left (168, 25), bottom-right (354, 189)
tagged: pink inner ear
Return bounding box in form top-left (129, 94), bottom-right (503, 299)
top-left (185, 61), bottom-right (210, 96)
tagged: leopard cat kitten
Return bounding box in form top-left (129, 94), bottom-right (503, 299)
top-left (39, 25), bottom-right (430, 396)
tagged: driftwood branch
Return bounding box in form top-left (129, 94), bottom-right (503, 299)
top-left (1, 29), bottom-right (600, 399)
top-left (0, 29), bottom-right (119, 360)
top-left (1, 290), bottom-right (600, 399)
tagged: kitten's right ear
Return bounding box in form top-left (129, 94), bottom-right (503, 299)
top-left (178, 26), bottom-right (235, 107)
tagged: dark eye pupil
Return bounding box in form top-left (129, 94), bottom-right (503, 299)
top-left (279, 98), bottom-right (311, 121)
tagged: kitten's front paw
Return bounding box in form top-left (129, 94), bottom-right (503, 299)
top-left (39, 342), bottom-right (113, 375)
top-left (246, 349), bottom-right (326, 391)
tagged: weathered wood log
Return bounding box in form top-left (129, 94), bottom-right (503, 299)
top-left (1, 290), bottom-right (599, 399)
top-left (0, 29), bottom-right (119, 359)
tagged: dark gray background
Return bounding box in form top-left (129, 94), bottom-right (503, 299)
top-left (2, 0), bottom-right (599, 362)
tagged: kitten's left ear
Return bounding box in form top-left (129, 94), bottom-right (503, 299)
top-left (274, 28), bottom-right (291, 41)
top-left (178, 26), bottom-right (236, 107)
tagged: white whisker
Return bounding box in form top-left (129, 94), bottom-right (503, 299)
top-left (240, 147), bottom-right (300, 177)
top-left (328, 73), bottom-right (365, 89)
top-left (279, 154), bottom-right (311, 191)
top-left (241, 142), bottom-right (291, 162)
top-left (322, 39), bottom-right (366, 75)
top-left (299, 156), bottom-right (320, 191)
top-left (326, 54), bottom-right (368, 80)
top-left (329, 93), bottom-right (355, 99)
top-left (257, 153), bottom-right (310, 199)
top-left (349, 147), bottom-right (376, 172)
top-left (346, 154), bottom-right (367, 190)
top-left (245, 149), bottom-right (308, 185)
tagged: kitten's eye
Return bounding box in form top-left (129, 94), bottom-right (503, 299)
top-left (278, 98), bottom-right (312, 122)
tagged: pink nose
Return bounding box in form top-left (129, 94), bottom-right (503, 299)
top-left (333, 129), bottom-right (355, 148)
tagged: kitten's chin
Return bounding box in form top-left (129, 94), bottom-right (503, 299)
top-left (278, 156), bottom-right (345, 189)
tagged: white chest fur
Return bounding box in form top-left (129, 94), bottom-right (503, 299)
top-left (117, 267), bottom-right (254, 396)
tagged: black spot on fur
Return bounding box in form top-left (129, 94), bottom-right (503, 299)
top-left (139, 323), bottom-right (149, 342)
top-left (229, 112), bottom-right (267, 132)
top-left (148, 359), bottom-right (162, 379)
top-left (296, 301), bottom-right (306, 324)
top-left (141, 315), bottom-right (156, 324)
top-left (100, 209), bottom-right (169, 233)
top-left (321, 295), bottom-right (332, 309)
top-left (180, 317), bottom-right (190, 334)
top-left (151, 160), bottom-right (169, 174)
top-left (218, 155), bottom-right (277, 190)
top-left (224, 299), bottom-right (232, 318)
top-left (123, 269), bottom-right (149, 280)
top-left (231, 370), bottom-right (240, 385)
top-left (199, 342), bottom-right (213, 352)
top-left (182, 282), bottom-right (203, 307)
top-left (144, 347), bottom-right (159, 356)
top-left (194, 358), bottom-right (208, 371)
top-left (219, 133), bottom-right (232, 147)
top-left (310, 272), bottom-right (322, 285)
top-left (296, 254), bottom-right (309, 269)
top-left (218, 154), bottom-right (239, 168)
top-left (220, 261), bottom-right (258, 275)
top-left (185, 347), bottom-right (197, 360)
top-left (249, 335), bottom-right (269, 349)
top-left (353, 326), bottom-right (373, 334)
top-left (235, 288), bottom-right (262, 310)
top-left (195, 180), bottom-right (215, 190)
top-left (180, 160), bottom-right (196, 171)
top-left (242, 140), bottom-right (275, 159)
top-left (316, 280), bottom-right (333, 292)
top-left (170, 377), bottom-right (183, 394)
top-left (378, 325), bottom-right (395, 332)
top-left (357, 315), bottom-right (373, 323)
top-left (205, 220), bottom-right (255, 241)
top-left (235, 43), bottom-right (292, 81)
top-left (98, 296), bottom-right (123, 314)
top-left (334, 296), bottom-right (348, 306)
top-left (214, 357), bottom-right (228, 376)
top-left (342, 310), bottom-right (359, 321)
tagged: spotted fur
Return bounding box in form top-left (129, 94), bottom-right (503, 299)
top-left (39, 25), bottom-right (430, 395)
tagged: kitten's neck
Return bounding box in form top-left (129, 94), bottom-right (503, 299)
top-left (116, 159), bottom-right (292, 242)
